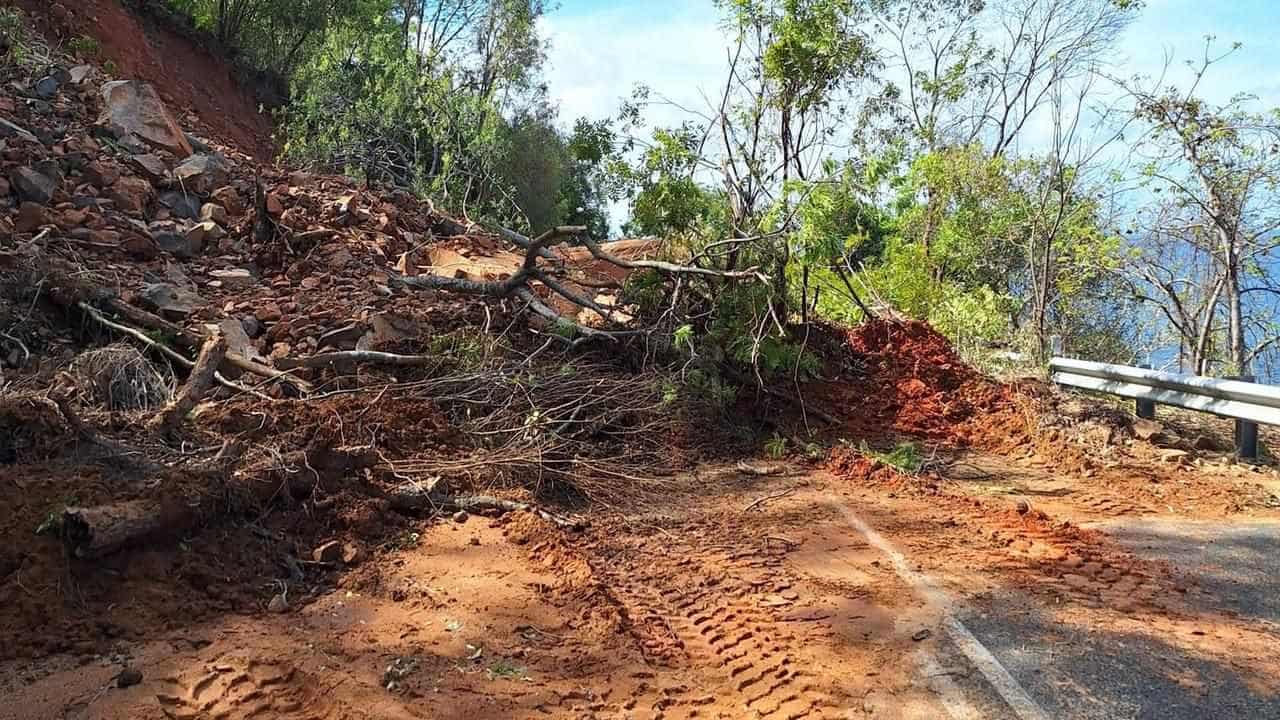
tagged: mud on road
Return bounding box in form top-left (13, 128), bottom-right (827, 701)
top-left (4, 449), bottom-right (1280, 719)
top-left (0, 464), bottom-right (963, 720)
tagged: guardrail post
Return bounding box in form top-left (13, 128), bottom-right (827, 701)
top-left (1049, 335), bottom-right (1063, 357)
top-left (1228, 374), bottom-right (1260, 460)
top-left (1135, 364), bottom-right (1157, 420)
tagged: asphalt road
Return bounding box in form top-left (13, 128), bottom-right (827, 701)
top-left (949, 519), bottom-right (1280, 720)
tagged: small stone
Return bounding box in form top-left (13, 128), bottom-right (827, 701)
top-left (211, 186), bottom-right (244, 215)
top-left (108, 176), bottom-right (152, 215)
top-left (154, 226), bottom-right (203, 259)
top-left (342, 543), bottom-right (362, 565)
top-left (208, 268), bottom-right (254, 289)
top-left (1131, 419), bottom-right (1163, 442)
top-left (158, 190), bottom-right (201, 219)
top-left (319, 323), bottom-right (364, 350)
top-left (1015, 499), bottom-right (1031, 515)
top-left (312, 541), bottom-right (343, 563)
top-left (56, 208), bottom-right (88, 229)
top-left (82, 161), bottom-right (119, 188)
top-left (116, 667), bottom-right (143, 688)
top-left (1062, 573), bottom-right (1093, 591)
top-left (69, 64), bottom-right (93, 84)
top-left (185, 220), bottom-right (224, 247)
top-left (1191, 435), bottom-right (1220, 452)
top-left (200, 202), bottom-right (228, 225)
top-left (240, 315), bottom-right (262, 337)
top-left (453, 510), bottom-right (469, 524)
top-left (14, 202), bottom-right (49, 233)
top-left (140, 283), bottom-right (204, 319)
top-left (33, 75), bottom-right (59, 99)
top-left (267, 593), bottom-right (289, 613)
top-left (911, 628), bottom-right (933, 642)
top-left (255, 302), bottom-right (283, 323)
top-left (128, 153), bottom-right (168, 183)
top-left (173, 153), bottom-right (230, 195)
top-left (9, 167), bottom-right (57, 204)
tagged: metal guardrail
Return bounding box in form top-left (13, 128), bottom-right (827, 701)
top-left (1049, 357), bottom-right (1267, 458)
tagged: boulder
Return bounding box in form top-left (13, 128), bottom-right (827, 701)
top-left (9, 167), bottom-right (58, 204)
top-left (158, 190), bottom-right (201, 220)
top-left (173, 154), bottom-right (229, 195)
top-left (108, 176), bottom-right (152, 215)
top-left (97, 80), bottom-right (193, 157)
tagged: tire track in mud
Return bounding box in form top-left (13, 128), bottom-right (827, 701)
top-left (154, 655), bottom-right (323, 720)
top-left (594, 542), bottom-right (837, 719)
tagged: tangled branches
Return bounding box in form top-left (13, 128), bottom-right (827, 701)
top-left (388, 225), bottom-right (768, 349)
top-left (379, 361), bottom-right (700, 506)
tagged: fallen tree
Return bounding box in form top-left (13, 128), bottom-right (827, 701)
top-left (389, 225), bottom-right (768, 348)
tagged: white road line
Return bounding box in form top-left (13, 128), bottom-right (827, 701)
top-left (836, 503), bottom-right (1052, 720)
top-left (916, 648), bottom-right (985, 720)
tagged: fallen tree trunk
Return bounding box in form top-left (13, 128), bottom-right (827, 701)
top-left (386, 481), bottom-right (582, 530)
top-left (62, 499), bottom-right (199, 559)
top-left (60, 442), bottom-right (246, 559)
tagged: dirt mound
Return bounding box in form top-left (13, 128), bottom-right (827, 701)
top-left (812, 319), bottom-right (1012, 441)
top-left (12, 0), bottom-right (275, 160)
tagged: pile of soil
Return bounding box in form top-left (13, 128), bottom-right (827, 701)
top-left (812, 318), bottom-right (1013, 442)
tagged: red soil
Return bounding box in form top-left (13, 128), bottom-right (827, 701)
top-left (817, 318), bottom-right (1013, 442)
top-left (16, 0), bottom-right (275, 161)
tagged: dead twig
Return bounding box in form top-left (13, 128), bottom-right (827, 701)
top-left (742, 488), bottom-right (795, 513)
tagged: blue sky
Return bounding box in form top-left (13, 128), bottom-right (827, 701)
top-left (541, 0), bottom-right (1280, 127)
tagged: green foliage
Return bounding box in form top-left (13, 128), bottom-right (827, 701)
top-left (0, 8), bottom-right (41, 68)
top-left (428, 329), bottom-right (487, 368)
top-left (67, 35), bottom-right (101, 58)
top-left (860, 441), bottom-right (923, 474)
top-left (764, 433), bottom-right (788, 459)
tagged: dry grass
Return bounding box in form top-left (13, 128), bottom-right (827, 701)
top-left (69, 344), bottom-right (175, 412)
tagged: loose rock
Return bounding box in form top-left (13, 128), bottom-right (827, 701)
top-left (109, 176), bottom-right (152, 215)
top-left (97, 80), bottom-right (193, 157)
top-left (9, 167), bottom-right (57, 204)
top-left (173, 154), bottom-right (229, 195)
top-left (157, 190), bottom-right (201, 219)
top-left (14, 202), bottom-right (49, 233)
